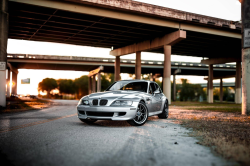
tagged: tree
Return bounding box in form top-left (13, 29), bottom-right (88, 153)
top-left (101, 73), bottom-right (114, 91)
top-left (57, 79), bottom-right (75, 94)
top-left (179, 79), bottom-right (205, 101)
top-left (74, 75), bottom-right (89, 99)
top-left (38, 78), bottom-right (58, 98)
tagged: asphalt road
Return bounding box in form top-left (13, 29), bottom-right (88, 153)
top-left (0, 100), bottom-right (236, 166)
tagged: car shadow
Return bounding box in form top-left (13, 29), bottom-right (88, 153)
top-left (73, 116), bottom-right (160, 128)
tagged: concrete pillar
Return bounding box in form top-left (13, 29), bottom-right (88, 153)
top-left (92, 75), bottom-right (96, 93)
top-left (149, 73), bottom-right (153, 81)
top-left (208, 64), bottom-right (213, 103)
top-left (242, 49), bottom-right (250, 114)
top-left (115, 56), bottom-right (120, 81)
top-left (235, 62), bottom-right (242, 104)
top-left (163, 45), bottom-right (171, 104)
top-left (97, 73), bottom-right (101, 92)
top-left (220, 78), bottom-right (223, 102)
top-left (173, 74), bottom-right (176, 101)
top-left (0, 0), bottom-right (8, 107)
top-left (207, 80), bottom-right (209, 101)
top-left (88, 76), bottom-right (92, 94)
top-left (6, 69), bottom-right (10, 97)
top-left (241, 0), bottom-right (250, 115)
top-left (135, 51), bottom-right (141, 79)
top-left (12, 71), bottom-right (17, 95)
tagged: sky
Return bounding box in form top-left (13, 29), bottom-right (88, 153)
top-left (7, 0), bottom-right (241, 95)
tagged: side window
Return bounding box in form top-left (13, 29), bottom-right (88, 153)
top-left (154, 83), bottom-right (162, 93)
top-left (148, 85), bottom-right (153, 94)
top-left (150, 83), bottom-right (156, 93)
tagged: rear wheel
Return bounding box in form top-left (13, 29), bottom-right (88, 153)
top-left (79, 119), bottom-right (97, 124)
top-left (127, 102), bottom-right (148, 126)
top-left (158, 100), bottom-right (169, 119)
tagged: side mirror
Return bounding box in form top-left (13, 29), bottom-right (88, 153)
top-left (154, 89), bottom-right (160, 94)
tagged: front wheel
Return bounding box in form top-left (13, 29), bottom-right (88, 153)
top-left (79, 119), bottom-right (98, 124)
top-left (158, 100), bottom-right (169, 119)
top-left (127, 102), bottom-right (148, 126)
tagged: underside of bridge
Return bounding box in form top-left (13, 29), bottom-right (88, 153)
top-left (0, 0), bottom-right (245, 109)
top-left (8, 1), bottom-right (241, 58)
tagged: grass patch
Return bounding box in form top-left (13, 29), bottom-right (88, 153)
top-left (170, 101), bottom-right (241, 113)
top-left (0, 98), bottom-right (51, 113)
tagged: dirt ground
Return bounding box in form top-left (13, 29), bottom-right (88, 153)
top-left (169, 103), bottom-right (250, 166)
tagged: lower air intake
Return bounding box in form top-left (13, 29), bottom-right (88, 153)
top-left (86, 112), bottom-right (114, 117)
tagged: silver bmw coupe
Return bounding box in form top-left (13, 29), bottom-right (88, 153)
top-left (77, 80), bottom-right (169, 126)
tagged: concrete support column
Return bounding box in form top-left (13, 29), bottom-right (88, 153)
top-left (242, 49), bottom-right (250, 114)
top-left (92, 75), bottom-right (96, 93)
top-left (97, 73), bottom-right (101, 92)
top-left (241, 0), bottom-right (250, 115)
top-left (208, 64), bottom-right (213, 103)
top-left (0, 0), bottom-right (8, 107)
top-left (163, 45), bottom-right (171, 104)
top-left (115, 56), bottom-right (120, 81)
top-left (173, 74), bottom-right (176, 101)
top-left (6, 69), bottom-right (10, 97)
top-left (12, 71), bottom-right (17, 95)
top-left (207, 80), bottom-right (209, 101)
top-left (135, 51), bottom-right (141, 79)
top-left (235, 62), bottom-right (242, 104)
top-left (220, 78), bottom-right (223, 102)
top-left (88, 76), bottom-right (92, 95)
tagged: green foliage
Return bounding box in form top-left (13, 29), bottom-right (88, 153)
top-left (74, 75), bottom-right (89, 98)
top-left (179, 79), bottom-right (205, 101)
top-left (38, 78), bottom-right (58, 97)
top-left (57, 79), bottom-right (75, 94)
top-left (101, 73), bottom-right (114, 91)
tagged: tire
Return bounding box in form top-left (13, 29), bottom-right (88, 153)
top-left (158, 100), bottom-right (169, 119)
top-left (127, 101), bottom-right (148, 126)
top-left (79, 119), bottom-right (98, 124)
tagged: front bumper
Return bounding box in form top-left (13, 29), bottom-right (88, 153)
top-left (77, 105), bottom-right (138, 120)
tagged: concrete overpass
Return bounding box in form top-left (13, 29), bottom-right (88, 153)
top-left (7, 54), bottom-right (237, 76)
top-left (0, 0), bottom-right (245, 109)
top-left (6, 53), bottom-right (238, 100)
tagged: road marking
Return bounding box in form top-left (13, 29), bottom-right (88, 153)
top-left (0, 113), bottom-right (77, 133)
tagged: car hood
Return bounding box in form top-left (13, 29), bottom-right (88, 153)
top-left (88, 90), bottom-right (143, 100)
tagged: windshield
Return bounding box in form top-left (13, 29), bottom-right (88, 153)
top-left (106, 81), bottom-right (148, 92)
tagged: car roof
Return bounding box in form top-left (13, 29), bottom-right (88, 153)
top-left (117, 79), bottom-right (154, 83)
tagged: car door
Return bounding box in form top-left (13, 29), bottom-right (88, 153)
top-left (153, 83), bottom-right (163, 111)
top-left (148, 83), bottom-right (158, 112)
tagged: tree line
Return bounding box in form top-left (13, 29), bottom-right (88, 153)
top-left (38, 73), bottom-right (114, 99)
top-left (38, 74), bottom-right (235, 102)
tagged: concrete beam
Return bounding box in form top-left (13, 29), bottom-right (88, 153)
top-left (11, 0), bottom-right (241, 39)
top-left (201, 58), bottom-right (241, 65)
top-left (110, 30), bottom-right (186, 56)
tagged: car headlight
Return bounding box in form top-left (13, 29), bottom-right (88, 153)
top-left (111, 100), bottom-right (133, 106)
top-left (82, 100), bottom-right (89, 105)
